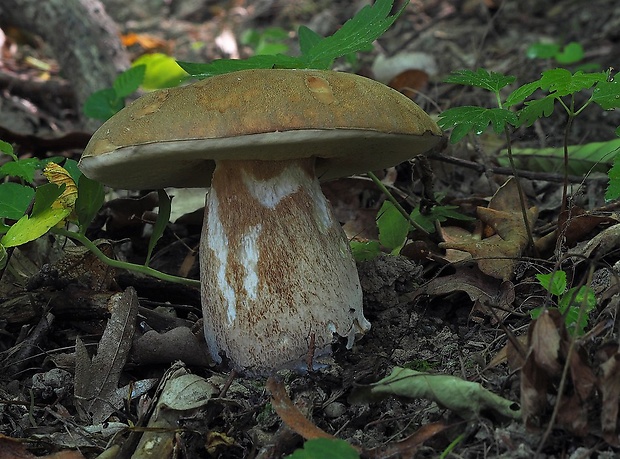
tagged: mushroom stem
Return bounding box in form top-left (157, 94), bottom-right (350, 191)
top-left (200, 157), bottom-right (369, 375)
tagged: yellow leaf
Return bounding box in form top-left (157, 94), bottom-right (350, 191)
top-left (43, 163), bottom-right (77, 210)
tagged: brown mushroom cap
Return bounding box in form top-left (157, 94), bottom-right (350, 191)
top-left (79, 68), bottom-right (442, 189)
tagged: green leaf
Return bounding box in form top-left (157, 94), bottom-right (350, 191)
top-left (555, 42), bottom-right (585, 64)
top-left (241, 27), bottom-right (290, 56)
top-left (377, 200), bottom-right (409, 254)
top-left (114, 64), bottom-right (146, 97)
top-left (180, 0), bottom-right (406, 77)
top-left (178, 54), bottom-right (305, 79)
top-left (145, 189), bottom-right (171, 266)
top-left (353, 367), bottom-right (520, 420)
top-left (539, 68), bottom-right (607, 97)
top-left (526, 42), bottom-right (561, 60)
top-left (505, 80), bottom-right (542, 107)
top-left (409, 207), bottom-right (435, 233)
top-left (31, 183), bottom-right (65, 216)
top-left (350, 240), bottom-right (381, 261)
top-left (0, 140), bottom-right (16, 159)
top-left (437, 106), bottom-right (518, 143)
top-left (62, 158), bottom-right (82, 183)
top-left (133, 54), bottom-right (188, 89)
top-left (83, 87), bottom-right (124, 121)
top-left (559, 286), bottom-right (596, 336)
top-left (0, 158), bottom-right (44, 184)
top-left (76, 175), bottom-right (105, 234)
top-left (498, 138), bottom-right (620, 176)
top-left (287, 438), bottom-right (359, 459)
top-left (444, 68), bottom-right (516, 93)
top-left (0, 182), bottom-right (35, 220)
top-left (536, 271), bottom-right (567, 296)
top-left (517, 95), bottom-right (556, 127)
top-left (1, 184), bottom-right (68, 248)
top-left (606, 153), bottom-right (620, 201)
top-left (298, 26), bottom-right (323, 55)
top-left (592, 77), bottom-right (620, 110)
top-left (301, 0), bottom-right (407, 69)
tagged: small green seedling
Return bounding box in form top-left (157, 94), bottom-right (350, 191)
top-left (531, 270), bottom-right (596, 336)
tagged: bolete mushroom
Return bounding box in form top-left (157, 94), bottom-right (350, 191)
top-left (78, 68), bottom-right (442, 375)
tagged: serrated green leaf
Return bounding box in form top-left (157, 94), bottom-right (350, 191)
top-left (498, 138), bottom-right (620, 175)
top-left (517, 95), bottom-right (556, 127)
top-left (133, 54), bottom-right (188, 89)
top-left (536, 271), bottom-right (567, 296)
top-left (438, 106), bottom-right (518, 143)
top-left (555, 42), bottom-right (584, 64)
top-left (301, 0), bottom-right (407, 69)
top-left (540, 68), bottom-right (607, 97)
top-left (114, 64), bottom-right (146, 97)
top-left (377, 200), bottom-right (409, 254)
top-left (83, 87), bottom-right (124, 121)
top-left (350, 240), bottom-right (381, 261)
top-left (0, 182), bottom-right (35, 220)
top-left (0, 158), bottom-right (44, 183)
top-left (526, 42), bottom-right (561, 60)
top-left (505, 80), bottom-right (542, 107)
top-left (0, 140), bottom-right (15, 159)
top-left (180, 0), bottom-right (406, 77)
top-left (287, 438), bottom-right (359, 459)
top-left (444, 68), bottom-right (516, 93)
top-left (592, 77), bottom-right (620, 110)
top-left (298, 26), bottom-right (323, 55)
top-left (76, 175), bottom-right (105, 234)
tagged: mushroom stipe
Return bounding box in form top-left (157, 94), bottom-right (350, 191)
top-left (78, 69), bottom-right (442, 375)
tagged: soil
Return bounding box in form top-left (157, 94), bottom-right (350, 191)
top-left (1, 0), bottom-right (620, 458)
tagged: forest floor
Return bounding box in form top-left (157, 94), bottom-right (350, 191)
top-left (1, 0), bottom-right (620, 458)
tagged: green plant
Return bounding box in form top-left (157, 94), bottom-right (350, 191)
top-left (531, 270), bottom-right (596, 336)
top-left (3, 0), bottom-right (412, 283)
top-left (83, 65), bottom-right (146, 120)
top-left (287, 438), bottom-right (359, 459)
top-left (437, 67), bottom-right (620, 215)
top-left (178, 0), bottom-right (406, 78)
top-left (241, 27), bottom-right (290, 56)
top-left (0, 142), bottom-right (198, 286)
top-left (526, 41), bottom-right (585, 65)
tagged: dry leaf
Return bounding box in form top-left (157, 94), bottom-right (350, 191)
top-left (266, 377), bottom-right (334, 441)
top-left (439, 177), bottom-right (537, 280)
top-left (74, 287), bottom-right (139, 424)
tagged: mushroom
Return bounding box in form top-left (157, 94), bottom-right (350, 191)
top-left (78, 68), bottom-right (442, 375)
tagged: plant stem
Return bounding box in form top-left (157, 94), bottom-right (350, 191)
top-left (502, 126), bottom-right (537, 253)
top-left (51, 227), bottom-right (201, 288)
top-left (366, 171), bottom-right (429, 234)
